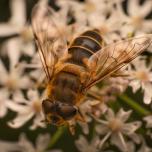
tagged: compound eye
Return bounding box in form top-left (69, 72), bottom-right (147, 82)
top-left (42, 99), bottom-right (54, 114)
top-left (57, 104), bottom-right (77, 120)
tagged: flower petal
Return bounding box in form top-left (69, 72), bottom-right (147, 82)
top-left (18, 76), bottom-right (33, 89)
top-left (27, 90), bottom-right (40, 101)
top-left (138, 0), bottom-right (152, 18)
top-left (143, 83), bottom-right (152, 104)
top-left (128, 0), bottom-right (139, 16)
top-left (0, 24), bottom-right (20, 36)
top-left (30, 113), bottom-right (45, 130)
top-left (116, 109), bottom-right (132, 122)
top-left (95, 124), bottom-right (110, 135)
top-left (8, 111), bottom-right (34, 128)
top-left (13, 90), bottom-right (27, 103)
top-left (4, 38), bottom-right (21, 68)
top-left (18, 134), bottom-right (34, 151)
top-left (36, 134), bottom-right (50, 151)
top-left (0, 60), bottom-right (8, 84)
top-left (105, 108), bottom-right (115, 121)
top-left (129, 80), bottom-right (140, 93)
top-left (143, 115), bottom-right (152, 128)
top-left (111, 133), bottom-right (127, 151)
top-left (10, 0), bottom-right (26, 26)
top-left (122, 121), bottom-right (141, 135)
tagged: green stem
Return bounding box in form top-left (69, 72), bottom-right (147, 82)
top-left (119, 94), bottom-right (151, 116)
top-left (47, 126), bottom-right (66, 150)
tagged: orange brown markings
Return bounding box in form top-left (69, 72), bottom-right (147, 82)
top-left (46, 83), bottom-right (54, 99)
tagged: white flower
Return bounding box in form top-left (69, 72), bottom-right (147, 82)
top-left (108, 75), bottom-right (129, 93)
top-left (129, 57), bottom-right (152, 104)
top-left (78, 95), bottom-right (108, 134)
top-left (7, 90), bottom-right (45, 129)
top-left (0, 57), bottom-right (32, 94)
top-left (0, 134), bottom-right (62, 152)
top-left (95, 108), bottom-right (141, 151)
top-left (57, 0), bottom-right (125, 41)
top-left (75, 135), bottom-right (100, 152)
top-left (20, 52), bottom-right (45, 88)
top-left (0, 0), bottom-right (35, 58)
top-left (17, 133), bottom-right (62, 152)
top-left (0, 140), bottom-right (20, 152)
top-left (99, 76), bottom-right (129, 102)
top-left (116, 0), bottom-right (152, 35)
top-left (127, 0), bottom-right (152, 33)
top-left (49, 0), bottom-right (152, 44)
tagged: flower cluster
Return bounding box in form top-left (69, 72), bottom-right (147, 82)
top-left (0, 0), bottom-right (152, 151)
top-left (0, 133), bottom-right (61, 152)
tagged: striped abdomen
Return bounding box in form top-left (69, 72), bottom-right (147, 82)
top-left (67, 29), bottom-right (103, 67)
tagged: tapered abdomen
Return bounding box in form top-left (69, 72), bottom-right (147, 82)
top-left (67, 29), bottom-right (103, 67)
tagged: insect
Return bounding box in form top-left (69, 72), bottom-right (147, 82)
top-left (32, 4), bottom-right (152, 131)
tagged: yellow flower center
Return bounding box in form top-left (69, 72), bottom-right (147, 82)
top-left (135, 71), bottom-right (149, 82)
top-left (99, 25), bottom-right (110, 35)
top-left (6, 77), bottom-right (18, 90)
top-left (84, 2), bottom-right (96, 13)
top-left (20, 26), bottom-right (33, 42)
top-left (108, 118), bottom-right (123, 132)
top-left (32, 100), bottom-right (42, 113)
top-left (131, 16), bottom-right (143, 29)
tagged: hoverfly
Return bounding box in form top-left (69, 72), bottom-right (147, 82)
top-left (32, 3), bottom-right (152, 132)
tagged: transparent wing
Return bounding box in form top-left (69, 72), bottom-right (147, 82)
top-left (31, 3), bottom-right (68, 81)
top-left (84, 34), bottom-right (152, 90)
